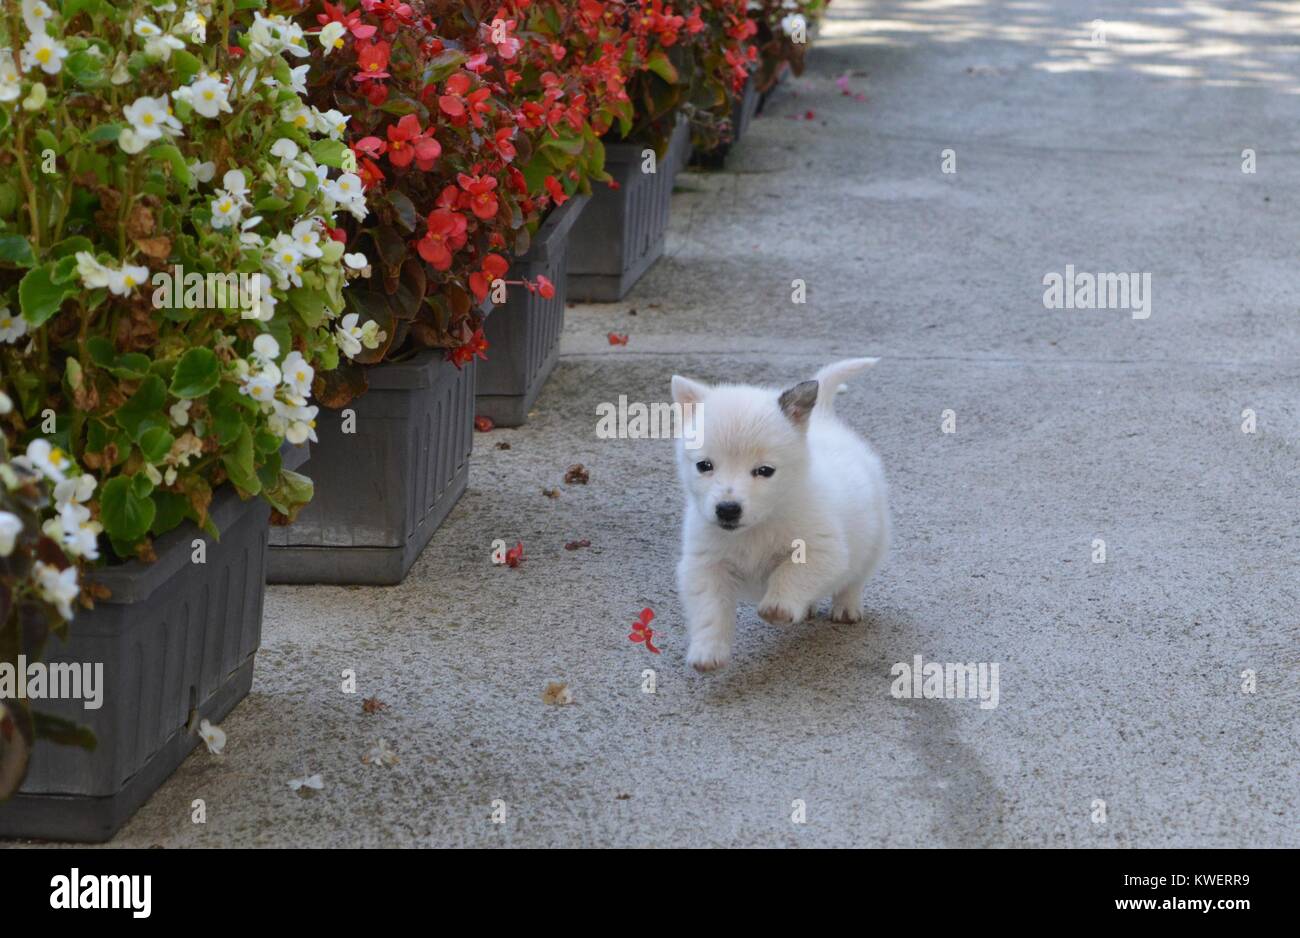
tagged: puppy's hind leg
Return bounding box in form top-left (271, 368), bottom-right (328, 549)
top-left (832, 518), bottom-right (889, 624)
top-left (830, 575), bottom-right (868, 624)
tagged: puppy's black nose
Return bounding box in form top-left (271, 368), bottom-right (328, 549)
top-left (715, 501), bottom-right (742, 524)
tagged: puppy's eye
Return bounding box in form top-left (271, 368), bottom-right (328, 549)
top-left (695, 460), bottom-right (714, 474)
top-left (752, 465), bottom-right (775, 478)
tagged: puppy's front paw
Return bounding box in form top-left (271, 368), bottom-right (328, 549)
top-left (687, 635), bottom-right (731, 672)
top-left (757, 599), bottom-right (802, 626)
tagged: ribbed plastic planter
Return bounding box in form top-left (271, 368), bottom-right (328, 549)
top-left (0, 472), bottom-right (283, 843)
top-left (691, 72), bottom-right (761, 168)
top-left (476, 194), bottom-right (589, 426)
top-left (267, 352), bottom-right (474, 585)
top-left (567, 115), bottom-right (691, 301)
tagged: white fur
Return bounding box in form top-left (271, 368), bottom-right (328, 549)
top-left (671, 359), bottom-right (890, 671)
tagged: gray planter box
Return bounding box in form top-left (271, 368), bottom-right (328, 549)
top-left (476, 194), bottom-right (589, 426)
top-left (268, 352), bottom-right (474, 585)
top-left (691, 72), bottom-right (760, 168)
top-left (567, 114), bottom-right (691, 301)
top-left (0, 478), bottom-right (278, 842)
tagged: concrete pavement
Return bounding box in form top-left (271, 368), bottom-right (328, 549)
top-left (82, 0), bottom-right (1298, 847)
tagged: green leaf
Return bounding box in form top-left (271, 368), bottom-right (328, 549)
top-left (64, 51), bottom-right (108, 89)
top-left (254, 428), bottom-right (281, 455)
top-left (50, 254), bottom-right (80, 284)
top-left (108, 352), bottom-right (151, 380)
top-left (148, 143), bottom-right (193, 187)
top-left (287, 287), bottom-right (329, 327)
top-left (262, 467), bottom-right (314, 522)
top-left (309, 138), bottom-right (347, 169)
top-left (87, 336), bottom-right (115, 367)
top-left (18, 264), bottom-right (77, 326)
top-left (138, 426), bottom-right (175, 463)
top-left (115, 374), bottom-right (167, 440)
top-left (221, 425), bottom-right (261, 496)
top-left (0, 235), bottom-right (36, 268)
top-left (169, 347), bottom-right (221, 399)
top-left (171, 49), bottom-right (202, 83)
top-left (150, 490), bottom-right (190, 535)
top-left (645, 50), bottom-right (680, 85)
top-left (87, 123), bottom-right (124, 143)
top-left (50, 236), bottom-right (95, 259)
top-left (100, 475), bottom-right (157, 543)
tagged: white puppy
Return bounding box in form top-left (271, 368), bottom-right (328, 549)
top-left (671, 359), bottom-right (890, 671)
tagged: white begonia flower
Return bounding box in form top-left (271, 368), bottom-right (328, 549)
top-left (253, 333), bottom-right (281, 363)
top-left (0, 307), bottom-right (29, 344)
top-left (47, 502), bottom-right (101, 561)
top-left (0, 52), bottom-right (22, 103)
top-left (362, 739), bottom-right (399, 768)
top-left (25, 439), bottom-right (72, 483)
top-left (343, 252), bottom-right (369, 271)
top-left (322, 173), bottom-right (367, 222)
top-left (247, 12), bottom-right (310, 62)
top-left (314, 107), bottom-right (349, 140)
top-left (75, 252), bottom-right (113, 289)
top-left (145, 34), bottom-right (187, 62)
top-left (210, 192), bottom-right (242, 228)
top-left (22, 0), bottom-right (55, 35)
top-left (189, 160), bottom-right (216, 184)
top-left (270, 138), bottom-right (300, 161)
top-left (781, 12), bottom-right (807, 35)
top-left (21, 81), bottom-right (47, 112)
top-left (285, 152), bottom-right (323, 190)
top-left (134, 18), bottom-right (165, 38)
top-left (106, 264), bottom-right (150, 296)
top-left (239, 218), bottom-right (265, 249)
top-left (337, 312), bottom-right (379, 359)
top-left (178, 9), bottom-right (207, 44)
top-left (223, 169), bottom-right (250, 199)
top-left (241, 371), bottom-right (278, 404)
top-left (110, 51), bottom-right (131, 85)
top-left (288, 773), bottom-right (324, 792)
top-left (319, 21), bottom-right (346, 53)
top-left (33, 561), bottom-right (79, 621)
top-left (244, 274), bottom-right (277, 322)
top-left (271, 398), bottom-right (318, 445)
top-left (176, 72), bottom-right (231, 119)
top-left (198, 719), bottom-right (226, 754)
top-left (123, 94), bottom-right (181, 143)
top-left (169, 399), bottom-right (192, 426)
top-left (289, 63), bottom-right (310, 96)
top-left (281, 351), bottom-right (314, 398)
top-left (335, 313), bottom-right (364, 359)
top-left (0, 512), bottom-right (23, 556)
top-left (291, 219), bottom-right (324, 259)
top-left (21, 32), bottom-right (68, 76)
top-left (210, 172), bottom-right (249, 231)
top-left (281, 101), bottom-right (313, 131)
top-left (0, 391), bottom-right (11, 415)
top-left (53, 474), bottom-right (96, 511)
top-left (268, 234), bottom-right (305, 288)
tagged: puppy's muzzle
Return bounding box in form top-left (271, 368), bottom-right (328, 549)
top-left (714, 501), bottom-right (742, 529)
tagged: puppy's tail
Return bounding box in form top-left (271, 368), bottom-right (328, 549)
top-left (813, 358), bottom-right (879, 418)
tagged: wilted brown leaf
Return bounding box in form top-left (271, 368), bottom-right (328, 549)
top-left (541, 682), bottom-right (574, 706)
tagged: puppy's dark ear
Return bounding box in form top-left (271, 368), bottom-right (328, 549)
top-left (778, 380), bottom-right (819, 428)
